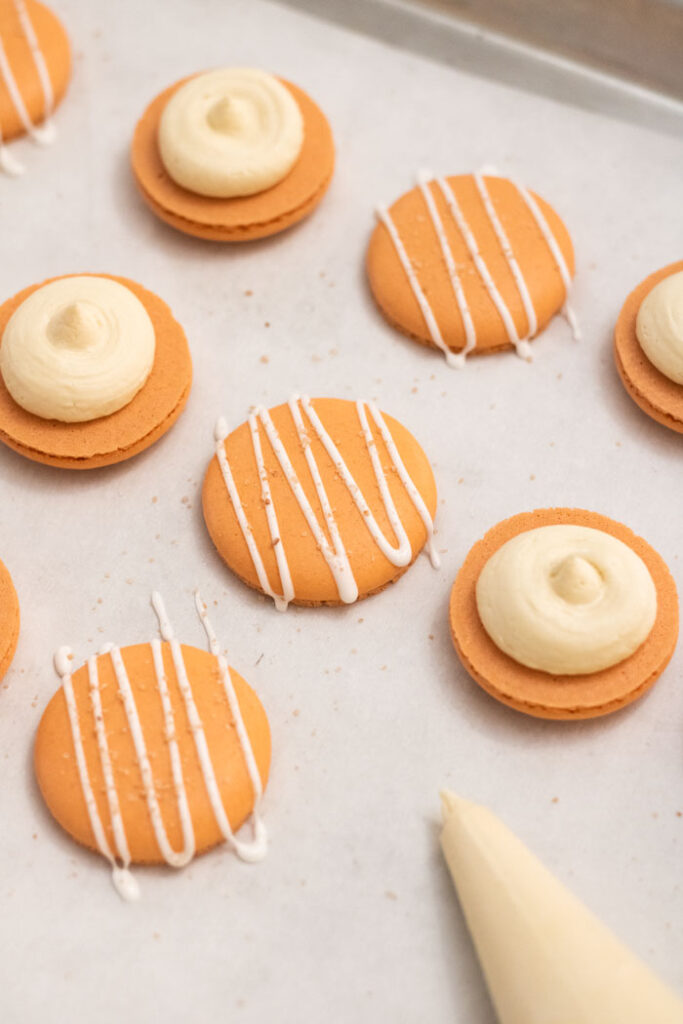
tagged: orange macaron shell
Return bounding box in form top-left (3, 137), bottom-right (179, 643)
top-left (0, 274), bottom-right (192, 469)
top-left (614, 260), bottom-right (683, 434)
top-left (450, 508), bottom-right (678, 720)
top-left (367, 175), bottom-right (574, 355)
top-left (0, 0), bottom-right (71, 141)
top-left (34, 643), bottom-right (271, 864)
top-left (0, 557), bottom-right (20, 682)
top-left (131, 77), bottom-right (335, 241)
top-left (202, 398), bottom-right (437, 606)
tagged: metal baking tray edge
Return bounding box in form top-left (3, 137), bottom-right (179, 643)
top-left (278, 0), bottom-right (683, 137)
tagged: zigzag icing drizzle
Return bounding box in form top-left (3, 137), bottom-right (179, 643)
top-left (376, 170), bottom-right (580, 366)
top-left (0, 0), bottom-right (56, 176)
top-left (54, 591), bottom-right (266, 902)
top-left (214, 395), bottom-right (439, 610)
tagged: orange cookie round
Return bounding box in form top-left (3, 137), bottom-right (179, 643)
top-left (131, 75), bottom-right (334, 242)
top-left (35, 642), bottom-right (270, 865)
top-left (367, 173), bottom-right (575, 359)
top-left (0, 274), bottom-right (192, 469)
top-left (203, 397), bottom-right (438, 607)
top-left (614, 260), bottom-right (683, 434)
top-left (0, 0), bottom-right (70, 142)
top-left (449, 508), bottom-right (678, 720)
top-left (0, 557), bottom-right (20, 681)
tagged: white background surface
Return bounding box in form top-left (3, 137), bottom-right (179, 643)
top-left (1, 1), bottom-right (682, 1021)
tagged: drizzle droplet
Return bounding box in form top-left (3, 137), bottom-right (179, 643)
top-left (0, 146), bottom-right (25, 177)
top-left (446, 350), bottom-right (466, 370)
top-left (516, 339), bottom-right (533, 362)
top-left (232, 813), bottom-right (268, 863)
top-left (111, 866), bottom-right (141, 902)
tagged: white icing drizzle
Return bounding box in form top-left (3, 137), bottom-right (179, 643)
top-left (415, 171), bottom-right (476, 367)
top-left (472, 172), bottom-right (538, 339)
top-left (426, 169), bottom-right (532, 362)
top-left (13, 0), bottom-right (54, 124)
top-left (214, 417), bottom-right (290, 612)
top-left (53, 593), bottom-right (266, 901)
top-left (509, 176), bottom-right (581, 343)
top-left (213, 396), bottom-right (439, 611)
top-left (0, 0), bottom-right (56, 176)
top-left (152, 592), bottom-right (266, 863)
top-left (248, 413), bottom-right (294, 611)
top-left (257, 398), bottom-right (359, 604)
top-left (193, 591), bottom-right (267, 861)
top-left (55, 646), bottom-right (139, 902)
top-left (375, 202), bottom-right (462, 369)
top-left (105, 639), bottom-right (195, 869)
top-left (86, 650), bottom-right (132, 869)
top-left (376, 170), bottom-right (579, 364)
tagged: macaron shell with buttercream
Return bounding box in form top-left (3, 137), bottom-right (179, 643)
top-left (131, 77), bottom-right (335, 241)
top-left (0, 274), bottom-right (192, 469)
top-left (614, 260), bottom-right (683, 434)
top-left (449, 508), bottom-right (679, 720)
top-left (0, 0), bottom-right (70, 142)
top-left (0, 558), bottom-right (20, 683)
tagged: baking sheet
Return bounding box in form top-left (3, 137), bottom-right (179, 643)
top-left (1, 1), bottom-right (683, 1021)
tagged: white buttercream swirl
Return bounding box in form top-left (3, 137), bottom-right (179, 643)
top-left (158, 68), bottom-right (304, 198)
top-left (0, 276), bottom-right (155, 422)
top-left (475, 524), bottom-right (657, 675)
top-left (636, 270), bottom-right (683, 384)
